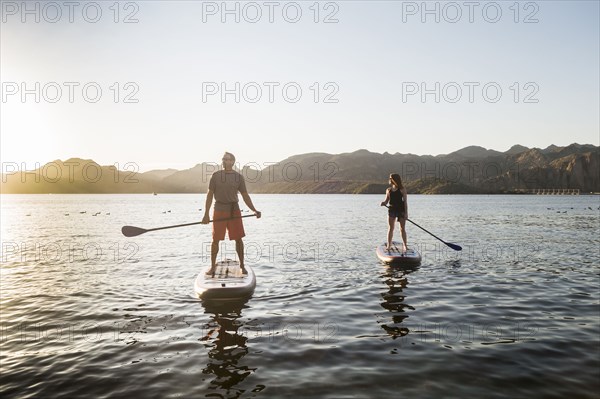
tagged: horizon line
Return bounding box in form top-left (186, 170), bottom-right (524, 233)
top-left (2, 142), bottom-right (597, 173)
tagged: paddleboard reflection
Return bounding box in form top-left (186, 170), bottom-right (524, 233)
top-left (378, 264), bottom-right (420, 339)
top-left (199, 298), bottom-right (257, 396)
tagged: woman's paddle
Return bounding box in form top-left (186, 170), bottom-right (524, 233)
top-left (384, 205), bottom-right (462, 251)
top-left (122, 214), bottom-right (258, 237)
top-left (406, 219), bottom-right (462, 251)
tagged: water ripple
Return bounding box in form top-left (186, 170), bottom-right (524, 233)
top-left (1, 194), bottom-right (599, 398)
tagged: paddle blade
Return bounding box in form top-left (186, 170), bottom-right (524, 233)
top-left (121, 226), bottom-right (147, 237)
top-left (446, 242), bottom-right (462, 251)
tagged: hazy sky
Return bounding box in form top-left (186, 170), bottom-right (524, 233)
top-left (1, 0), bottom-right (599, 171)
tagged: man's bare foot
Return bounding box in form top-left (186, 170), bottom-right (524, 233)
top-left (402, 246), bottom-right (408, 253)
top-left (205, 267), bottom-right (216, 276)
top-left (240, 266), bottom-right (248, 275)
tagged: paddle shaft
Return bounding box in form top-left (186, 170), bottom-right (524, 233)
top-left (145, 214), bottom-right (256, 233)
top-left (406, 219), bottom-right (445, 243)
top-left (384, 205), bottom-right (461, 251)
top-left (122, 214), bottom-right (257, 237)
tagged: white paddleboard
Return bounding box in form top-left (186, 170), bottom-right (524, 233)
top-left (194, 259), bottom-right (256, 300)
top-left (376, 241), bottom-right (422, 265)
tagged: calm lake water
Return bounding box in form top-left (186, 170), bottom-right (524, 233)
top-left (1, 194), bottom-right (599, 398)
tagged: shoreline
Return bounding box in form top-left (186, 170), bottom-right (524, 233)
top-left (1, 192), bottom-right (599, 196)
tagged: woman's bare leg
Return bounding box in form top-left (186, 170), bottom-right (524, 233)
top-left (399, 218), bottom-right (408, 252)
top-left (387, 217), bottom-right (395, 250)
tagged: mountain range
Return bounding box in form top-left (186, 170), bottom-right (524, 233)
top-left (2, 143), bottom-right (598, 194)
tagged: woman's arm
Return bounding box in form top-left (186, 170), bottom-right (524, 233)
top-left (380, 188), bottom-right (390, 206)
top-left (402, 188), bottom-right (408, 218)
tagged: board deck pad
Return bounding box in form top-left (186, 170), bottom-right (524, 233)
top-left (376, 241), bottom-right (422, 265)
top-left (194, 259), bottom-right (256, 299)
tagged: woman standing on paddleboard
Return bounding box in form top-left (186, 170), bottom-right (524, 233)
top-left (380, 173), bottom-right (408, 252)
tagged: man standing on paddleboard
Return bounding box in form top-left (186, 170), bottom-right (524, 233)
top-left (201, 152), bottom-right (261, 275)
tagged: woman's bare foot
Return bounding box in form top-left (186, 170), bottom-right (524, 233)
top-left (205, 267), bottom-right (216, 276)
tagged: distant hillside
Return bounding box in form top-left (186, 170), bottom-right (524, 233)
top-left (2, 144), bottom-right (598, 194)
top-left (0, 158), bottom-right (160, 194)
top-left (141, 169), bottom-right (178, 181)
top-left (444, 145), bottom-right (503, 158)
top-left (504, 144), bottom-right (529, 155)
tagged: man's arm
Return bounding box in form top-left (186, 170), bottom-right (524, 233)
top-left (201, 190), bottom-right (214, 223)
top-left (241, 192), bottom-right (261, 218)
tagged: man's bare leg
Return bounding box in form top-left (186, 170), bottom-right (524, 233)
top-left (235, 238), bottom-right (247, 274)
top-left (206, 240), bottom-right (220, 275)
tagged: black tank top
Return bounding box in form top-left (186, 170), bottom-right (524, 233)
top-left (389, 188), bottom-right (404, 210)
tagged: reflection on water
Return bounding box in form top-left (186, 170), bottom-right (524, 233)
top-left (2, 194), bottom-right (599, 398)
top-left (200, 299), bottom-right (257, 398)
top-left (378, 264), bottom-right (420, 339)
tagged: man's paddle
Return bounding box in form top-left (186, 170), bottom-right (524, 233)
top-left (384, 205), bottom-right (462, 251)
top-left (121, 214), bottom-right (258, 237)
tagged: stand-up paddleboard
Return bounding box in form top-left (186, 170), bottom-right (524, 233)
top-left (194, 259), bottom-right (256, 299)
top-left (376, 241), bottom-right (422, 265)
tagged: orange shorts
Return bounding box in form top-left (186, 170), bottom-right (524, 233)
top-left (212, 210), bottom-right (245, 241)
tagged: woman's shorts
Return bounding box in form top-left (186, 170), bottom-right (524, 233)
top-left (388, 208), bottom-right (406, 221)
